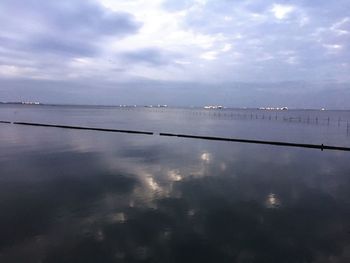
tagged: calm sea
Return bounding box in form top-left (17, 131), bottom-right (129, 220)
top-left (0, 105), bottom-right (350, 262)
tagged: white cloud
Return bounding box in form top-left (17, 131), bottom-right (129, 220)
top-left (199, 43), bottom-right (232, 60)
top-left (323, 44), bottom-right (343, 52)
top-left (298, 15), bottom-right (310, 27)
top-left (257, 53), bottom-right (274, 62)
top-left (193, 0), bottom-right (207, 6)
top-left (0, 65), bottom-right (26, 76)
top-left (200, 51), bottom-right (218, 60)
top-left (286, 56), bottom-right (298, 65)
top-left (330, 17), bottom-right (350, 36)
top-left (270, 4), bottom-right (295, 20)
top-left (175, 60), bottom-right (191, 65)
top-left (221, 43), bottom-right (232, 52)
top-left (1, 0), bottom-right (349, 86)
top-left (100, 0), bottom-right (227, 55)
top-left (250, 13), bottom-right (267, 22)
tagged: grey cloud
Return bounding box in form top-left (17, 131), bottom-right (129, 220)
top-left (41, 1), bottom-right (140, 37)
top-left (0, 0), bottom-right (141, 57)
top-left (28, 36), bottom-right (97, 57)
top-left (0, 0), bottom-right (349, 106)
top-left (120, 48), bottom-right (175, 66)
top-left (1, 0), bottom-right (140, 36)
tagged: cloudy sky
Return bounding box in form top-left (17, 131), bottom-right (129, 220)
top-left (0, 0), bottom-right (349, 108)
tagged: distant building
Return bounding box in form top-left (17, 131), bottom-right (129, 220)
top-left (204, 105), bottom-right (223, 109)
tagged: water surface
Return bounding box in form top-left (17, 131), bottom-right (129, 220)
top-left (0, 105), bottom-right (350, 262)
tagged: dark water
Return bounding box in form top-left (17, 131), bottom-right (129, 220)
top-left (1, 105), bottom-right (350, 262)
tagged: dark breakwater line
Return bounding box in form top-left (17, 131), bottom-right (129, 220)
top-left (159, 133), bottom-right (350, 151)
top-left (12, 122), bottom-right (154, 135)
top-left (1, 120), bottom-right (350, 152)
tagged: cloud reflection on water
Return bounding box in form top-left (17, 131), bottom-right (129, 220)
top-left (0, 125), bottom-right (350, 262)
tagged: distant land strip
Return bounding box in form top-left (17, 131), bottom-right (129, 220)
top-left (1, 120), bottom-right (350, 152)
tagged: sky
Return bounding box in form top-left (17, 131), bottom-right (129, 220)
top-left (0, 0), bottom-right (349, 108)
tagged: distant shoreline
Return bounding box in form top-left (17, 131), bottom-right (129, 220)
top-left (0, 102), bottom-right (349, 111)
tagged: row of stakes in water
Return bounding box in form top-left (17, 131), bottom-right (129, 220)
top-left (116, 107), bottom-right (350, 134)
